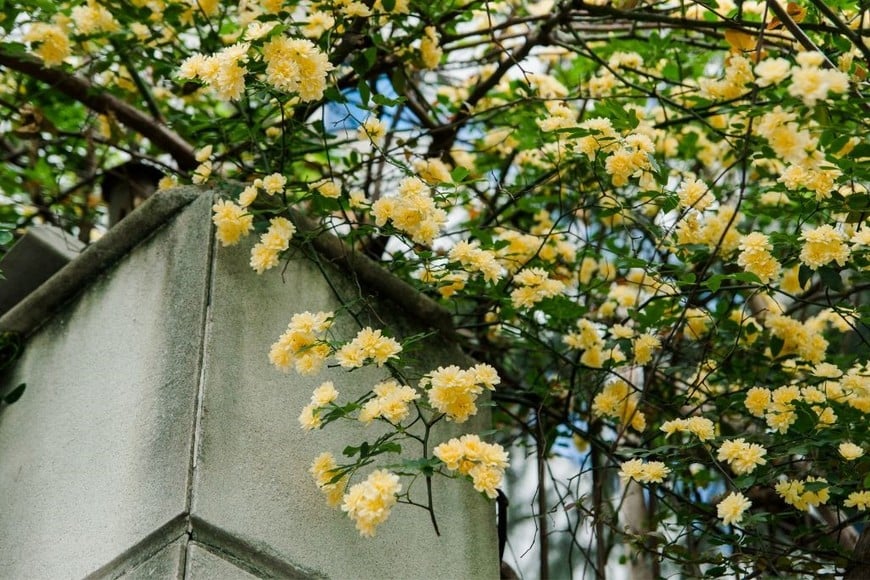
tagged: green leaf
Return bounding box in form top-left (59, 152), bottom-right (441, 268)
top-left (357, 80), bottom-right (370, 107)
top-left (450, 166), bottom-right (468, 182)
top-left (3, 383), bottom-right (25, 405)
top-left (817, 266), bottom-right (844, 292)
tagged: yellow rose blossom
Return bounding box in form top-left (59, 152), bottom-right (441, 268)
top-left (839, 442), bottom-right (864, 461)
top-left (24, 23), bottom-right (71, 67)
top-left (310, 452), bottom-right (347, 508)
top-left (717, 492), bottom-right (751, 526)
top-left (717, 438), bottom-right (767, 475)
top-left (845, 491), bottom-right (870, 511)
top-left (341, 469), bottom-right (402, 537)
top-left (211, 199), bottom-right (254, 246)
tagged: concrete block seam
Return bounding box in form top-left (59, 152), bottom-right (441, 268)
top-left (188, 515), bottom-right (321, 580)
top-left (83, 513), bottom-right (190, 580)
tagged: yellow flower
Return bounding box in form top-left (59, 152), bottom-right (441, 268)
top-left (72, 0), bottom-right (121, 35)
top-left (262, 36), bottom-right (333, 102)
top-left (211, 199), bottom-right (253, 246)
top-left (618, 459), bottom-right (670, 483)
top-left (423, 365), bottom-right (498, 423)
top-left (717, 492), bottom-right (751, 526)
top-left (310, 452), bottom-right (347, 507)
top-left (660, 417), bottom-right (715, 441)
top-left (677, 179), bottom-right (714, 211)
top-left (632, 333), bottom-right (661, 365)
top-left (799, 225), bottom-right (850, 270)
top-left (261, 173), bottom-right (287, 195)
top-left (358, 380), bottom-right (420, 425)
top-left (24, 23), bottom-right (71, 67)
top-left (341, 470), bottom-right (402, 537)
top-left (744, 387), bottom-right (770, 418)
top-left (420, 26), bottom-right (442, 69)
top-left (717, 439), bottom-right (767, 475)
top-left (845, 491), bottom-right (870, 511)
top-left (435, 434), bottom-right (508, 498)
top-left (839, 442), bottom-right (864, 461)
top-left (737, 232), bottom-right (781, 284)
top-left (335, 328), bottom-right (402, 369)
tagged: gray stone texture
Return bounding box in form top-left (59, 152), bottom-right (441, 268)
top-left (0, 189), bottom-right (499, 579)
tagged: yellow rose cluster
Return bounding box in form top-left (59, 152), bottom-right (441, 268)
top-left (737, 232), bottom-right (781, 285)
top-left (592, 380), bottom-right (646, 432)
top-left (421, 363), bottom-right (500, 423)
top-left (179, 34), bottom-right (332, 102)
top-left (24, 23), bottom-right (71, 67)
top-left (298, 381), bottom-right (339, 431)
top-left (371, 177), bottom-right (447, 246)
top-left (341, 469), bottom-right (402, 537)
top-left (335, 327), bottom-right (402, 369)
top-left (660, 416), bottom-right (715, 441)
top-left (448, 241), bottom-right (503, 283)
top-left (309, 451), bottom-right (348, 508)
top-left (358, 380), bottom-right (420, 425)
top-left (510, 267), bottom-right (566, 309)
top-left (618, 459), bottom-right (671, 484)
top-left (744, 383), bottom-right (836, 433)
top-left (799, 225), bottom-right (850, 270)
top-left (262, 36), bottom-right (334, 101)
top-left (268, 311), bottom-right (334, 375)
top-left (564, 319), bottom-right (627, 369)
top-left (716, 438), bottom-right (767, 475)
top-left (211, 199), bottom-right (254, 247)
top-left (250, 217), bottom-right (295, 274)
top-left (775, 477), bottom-right (830, 512)
top-left (434, 434), bottom-right (509, 499)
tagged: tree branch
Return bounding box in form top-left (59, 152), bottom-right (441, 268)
top-left (0, 50), bottom-right (197, 171)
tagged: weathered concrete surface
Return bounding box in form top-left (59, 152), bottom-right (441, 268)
top-left (119, 537), bottom-right (187, 580)
top-left (192, 232), bottom-right (498, 579)
top-left (185, 543), bottom-right (258, 580)
top-left (0, 192), bottom-right (210, 579)
top-left (0, 188), bottom-right (499, 579)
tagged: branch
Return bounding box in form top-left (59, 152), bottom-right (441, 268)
top-left (0, 50), bottom-right (197, 171)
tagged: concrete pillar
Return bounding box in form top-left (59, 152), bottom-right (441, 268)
top-left (0, 188), bottom-right (498, 579)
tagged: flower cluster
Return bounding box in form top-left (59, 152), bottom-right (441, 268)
top-left (371, 177), bottom-right (447, 246)
top-left (341, 469), bottom-right (402, 537)
top-left (262, 36), bottom-right (333, 101)
top-left (510, 267), bottom-right (566, 309)
top-left (618, 459), bottom-right (671, 484)
top-left (358, 380), bottom-right (420, 425)
top-left (775, 477), bottom-right (830, 512)
top-left (434, 434), bottom-right (509, 498)
top-left (268, 311), bottom-right (333, 375)
top-left (335, 327), bottom-right (402, 369)
top-left (179, 42), bottom-right (251, 101)
top-left (24, 23), bottom-right (71, 67)
top-left (250, 217), bottom-right (295, 274)
top-left (298, 381), bottom-right (339, 430)
top-left (592, 380), bottom-right (646, 432)
top-left (448, 241), bottom-right (503, 283)
top-left (421, 363), bottom-right (500, 423)
top-left (737, 233), bottom-right (781, 285)
top-left (717, 438), bottom-right (767, 475)
top-left (744, 382), bottom-right (836, 433)
top-left (660, 416), bottom-right (715, 441)
top-left (564, 318), bottom-right (626, 368)
top-left (799, 225), bottom-right (850, 270)
top-left (309, 451), bottom-right (348, 507)
top-left (212, 199), bottom-right (254, 246)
